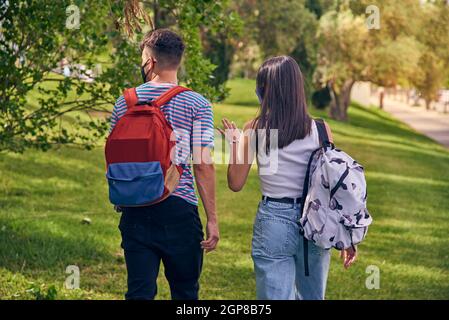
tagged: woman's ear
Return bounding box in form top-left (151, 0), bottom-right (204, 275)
top-left (149, 57), bottom-right (156, 69)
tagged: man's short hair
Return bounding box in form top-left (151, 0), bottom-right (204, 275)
top-left (140, 29), bottom-right (185, 69)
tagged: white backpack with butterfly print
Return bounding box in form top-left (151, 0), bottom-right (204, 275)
top-left (299, 119), bottom-right (372, 251)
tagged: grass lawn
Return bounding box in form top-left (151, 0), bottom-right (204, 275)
top-left (1, 78), bottom-right (448, 299)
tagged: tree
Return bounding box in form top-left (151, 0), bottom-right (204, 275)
top-left (411, 1), bottom-right (449, 109)
top-left (200, 3), bottom-right (243, 100)
top-left (357, 0), bottom-right (423, 89)
top-left (0, 0), bottom-right (240, 153)
top-left (254, 0), bottom-right (317, 58)
top-left (170, 0), bottom-right (241, 100)
top-left (316, 0), bottom-right (424, 120)
top-left (232, 0), bottom-right (318, 95)
top-left (315, 6), bottom-right (369, 120)
top-left (119, 0), bottom-right (242, 99)
top-left (226, 0), bottom-right (262, 79)
top-left (1, 0), bottom-right (117, 152)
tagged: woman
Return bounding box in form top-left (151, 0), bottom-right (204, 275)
top-left (219, 56), bottom-right (356, 300)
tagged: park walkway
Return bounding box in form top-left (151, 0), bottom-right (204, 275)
top-left (352, 82), bottom-right (449, 149)
top-left (381, 96), bottom-right (449, 149)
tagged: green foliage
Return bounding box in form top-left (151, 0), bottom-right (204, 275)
top-left (232, 0), bottom-right (318, 97)
top-left (229, 0), bottom-right (449, 121)
top-left (0, 0), bottom-right (241, 153)
top-left (368, 36), bottom-right (422, 87)
top-left (201, 4), bottom-right (243, 100)
top-left (413, 52), bottom-right (445, 109)
top-left (170, 0), bottom-right (240, 101)
top-left (315, 0), bottom-right (449, 119)
top-left (358, 0), bottom-right (423, 87)
top-left (316, 7), bottom-right (369, 88)
top-left (27, 283), bottom-right (58, 300)
top-left (254, 0), bottom-right (317, 58)
top-left (411, 1), bottom-right (449, 108)
top-left (315, 5), bottom-right (368, 120)
top-left (176, 1), bottom-right (240, 101)
top-left (312, 86), bottom-right (331, 109)
top-left (226, 1), bottom-right (263, 79)
top-left (0, 0), bottom-right (136, 153)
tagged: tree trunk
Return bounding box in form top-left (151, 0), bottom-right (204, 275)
top-left (329, 80), bottom-right (355, 121)
top-left (153, 0), bottom-right (160, 28)
top-left (379, 91), bottom-right (384, 109)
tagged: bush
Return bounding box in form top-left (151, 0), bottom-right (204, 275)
top-left (312, 86), bottom-right (331, 109)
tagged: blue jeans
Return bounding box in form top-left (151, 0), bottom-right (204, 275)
top-left (251, 200), bottom-right (331, 300)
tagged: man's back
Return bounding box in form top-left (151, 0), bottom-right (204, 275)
top-left (110, 81), bottom-right (214, 206)
top-left (112, 28), bottom-right (218, 300)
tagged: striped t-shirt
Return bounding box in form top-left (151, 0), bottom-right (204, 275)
top-left (110, 81), bottom-right (214, 206)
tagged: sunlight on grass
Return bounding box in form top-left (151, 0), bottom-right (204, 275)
top-left (1, 79), bottom-right (448, 299)
top-left (366, 171), bottom-right (449, 187)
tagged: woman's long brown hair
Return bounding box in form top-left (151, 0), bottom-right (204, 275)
top-left (254, 56), bottom-right (312, 152)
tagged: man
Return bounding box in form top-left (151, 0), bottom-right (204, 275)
top-left (110, 29), bottom-right (219, 300)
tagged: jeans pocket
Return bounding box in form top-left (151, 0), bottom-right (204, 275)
top-left (252, 217), bottom-right (293, 257)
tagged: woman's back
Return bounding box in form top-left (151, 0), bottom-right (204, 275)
top-left (257, 121), bottom-right (320, 198)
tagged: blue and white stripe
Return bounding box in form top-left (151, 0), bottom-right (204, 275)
top-left (110, 82), bottom-right (214, 206)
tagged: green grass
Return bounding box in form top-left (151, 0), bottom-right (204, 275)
top-left (1, 79), bottom-right (449, 299)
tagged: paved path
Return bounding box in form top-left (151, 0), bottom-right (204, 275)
top-left (374, 96), bottom-right (449, 148)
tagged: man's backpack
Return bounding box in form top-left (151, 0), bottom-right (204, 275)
top-left (105, 86), bottom-right (191, 207)
top-left (299, 119), bottom-right (372, 258)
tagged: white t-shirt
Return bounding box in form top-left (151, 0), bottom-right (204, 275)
top-left (257, 121), bottom-right (320, 198)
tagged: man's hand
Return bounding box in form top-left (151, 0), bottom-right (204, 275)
top-left (201, 220), bottom-right (220, 253)
top-left (340, 246), bottom-right (357, 269)
top-left (193, 146), bottom-right (218, 254)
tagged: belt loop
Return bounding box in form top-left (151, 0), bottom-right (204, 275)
top-left (262, 196), bottom-right (267, 205)
top-left (294, 197), bottom-right (300, 210)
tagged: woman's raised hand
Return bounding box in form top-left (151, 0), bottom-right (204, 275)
top-left (218, 118), bottom-right (241, 144)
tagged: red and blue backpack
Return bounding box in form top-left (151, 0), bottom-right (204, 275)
top-left (105, 86), bottom-right (191, 207)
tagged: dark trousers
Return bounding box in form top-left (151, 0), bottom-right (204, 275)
top-left (119, 196), bottom-right (204, 300)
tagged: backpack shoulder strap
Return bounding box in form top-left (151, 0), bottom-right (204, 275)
top-left (151, 86), bottom-right (192, 108)
top-left (123, 88), bottom-right (138, 108)
top-left (315, 118), bottom-right (334, 147)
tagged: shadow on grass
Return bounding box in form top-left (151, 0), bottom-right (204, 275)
top-left (351, 103), bottom-right (406, 127)
top-left (0, 218), bottom-right (113, 278)
top-left (346, 104), bottom-right (433, 144)
top-left (366, 224), bottom-right (449, 272)
top-left (0, 147), bottom-right (103, 184)
top-left (333, 130), bottom-right (449, 162)
top-left (0, 147), bottom-right (119, 286)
